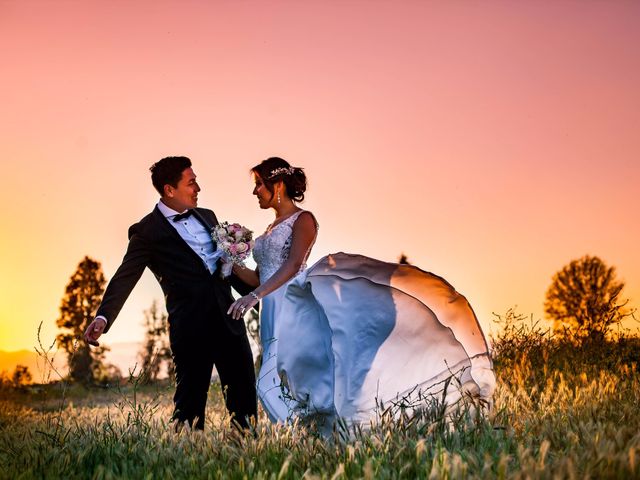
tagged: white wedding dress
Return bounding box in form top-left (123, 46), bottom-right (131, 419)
top-left (253, 210), bottom-right (495, 429)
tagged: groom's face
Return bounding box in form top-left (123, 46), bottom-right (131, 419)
top-left (165, 167), bottom-right (200, 211)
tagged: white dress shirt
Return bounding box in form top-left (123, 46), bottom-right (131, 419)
top-left (156, 200), bottom-right (223, 274)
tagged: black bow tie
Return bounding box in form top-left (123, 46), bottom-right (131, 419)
top-left (173, 210), bottom-right (194, 222)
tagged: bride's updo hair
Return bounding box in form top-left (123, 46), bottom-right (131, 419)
top-left (252, 157), bottom-right (307, 202)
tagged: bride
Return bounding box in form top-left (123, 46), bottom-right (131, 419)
top-left (228, 157), bottom-right (495, 429)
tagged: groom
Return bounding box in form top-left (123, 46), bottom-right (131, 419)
top-left (83, 156), bottom-right (257, 430)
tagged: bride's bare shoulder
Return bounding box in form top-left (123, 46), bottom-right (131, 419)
top-left (295, 210), bottom-right (319, 230)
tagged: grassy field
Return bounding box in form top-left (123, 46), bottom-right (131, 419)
top-left (1, 328), bottom-right (639, 479)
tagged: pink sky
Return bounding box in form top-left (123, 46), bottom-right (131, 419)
top-left (1, 1), bottom-right (639, 356)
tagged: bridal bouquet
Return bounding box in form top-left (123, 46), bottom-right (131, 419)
top-left (212, 222), bottom-right (255, 277)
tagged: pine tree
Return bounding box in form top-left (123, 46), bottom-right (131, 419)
top-left (56, 256), bottom-right (107, 384)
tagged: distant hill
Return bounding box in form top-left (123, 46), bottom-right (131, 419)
top-left (0, 349), bottom-right (66, 381)
top-left (103, 342), bottom-right (143, 376)
top-left (0, 342), bottom-right (142, 381)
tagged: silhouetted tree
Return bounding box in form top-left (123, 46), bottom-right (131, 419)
top-left (56, 256), bottom-right (108, 384)
top-left (138, 300), bottom-right (173, 382)
top-left (11, 365), bottom-right (32, 387)
top-left (399, 253), bottom-right (411, 265)
top-left (0, 370), bottom-right (10, 389)
top-left (545, 255), bottom-right (633, 343)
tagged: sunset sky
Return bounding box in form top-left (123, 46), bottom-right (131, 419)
top-left (1, 1), bottom-right (639, 358)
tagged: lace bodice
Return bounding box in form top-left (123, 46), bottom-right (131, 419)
top-left (253, 210), bottom-right (317, 283)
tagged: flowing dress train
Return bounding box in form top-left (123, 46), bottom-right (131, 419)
top-left (252, 211), bottom-right (495, 427)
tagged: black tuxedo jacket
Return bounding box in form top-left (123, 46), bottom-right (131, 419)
top-left (96, 206), bottom-right (248, 337)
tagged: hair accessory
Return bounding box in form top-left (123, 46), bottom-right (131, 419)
top-left (268, 166), bottom-right (296, 179)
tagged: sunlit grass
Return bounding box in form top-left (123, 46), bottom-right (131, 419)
top-left (1, 322), bottom-right (639, 478)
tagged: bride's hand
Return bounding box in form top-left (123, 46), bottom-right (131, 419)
top-left (227, 293), bottom-right (260, 320)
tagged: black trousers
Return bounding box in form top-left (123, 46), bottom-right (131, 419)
top-left (169, 301), bottom-right (257, 430)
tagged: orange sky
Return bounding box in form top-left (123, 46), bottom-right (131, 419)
top-left (1, 1), bottom-right (639, 355)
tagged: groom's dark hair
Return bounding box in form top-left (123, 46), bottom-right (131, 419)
top-left (150, 156), bottom-right (192, 195)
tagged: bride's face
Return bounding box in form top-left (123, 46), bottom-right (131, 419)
top-left (253, 173), bottom-right (274, 209)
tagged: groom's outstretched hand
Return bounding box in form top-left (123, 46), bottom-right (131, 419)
top-left (84, 318), bottom-right (107, 346)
